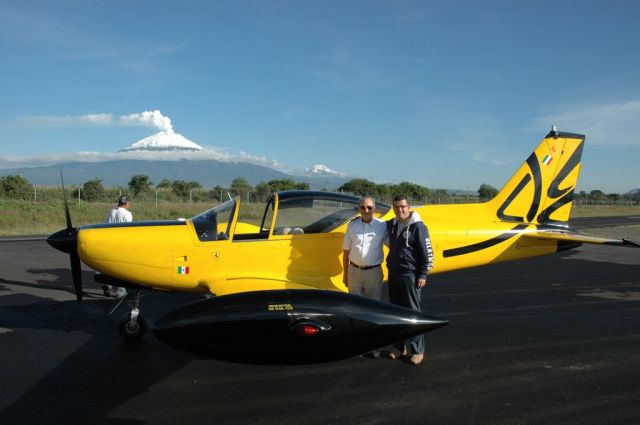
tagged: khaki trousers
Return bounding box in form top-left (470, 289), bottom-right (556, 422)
top-left (348, 264), bottom-right (383, 301)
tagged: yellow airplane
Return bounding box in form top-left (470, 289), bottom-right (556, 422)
top-left (47, 128), bottom-right (638, 363)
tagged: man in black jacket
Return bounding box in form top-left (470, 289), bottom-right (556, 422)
top-left (386, 195), bottom-right (434, 365)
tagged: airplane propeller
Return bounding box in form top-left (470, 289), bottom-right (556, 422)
top-left (46, 172), bottom-right (83, 303)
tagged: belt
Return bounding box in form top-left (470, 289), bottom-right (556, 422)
top-left (350, 261), bottom-right (381, 270)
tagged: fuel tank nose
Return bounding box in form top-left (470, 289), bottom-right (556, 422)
top-left (154, 289), bottom-right (448, 364)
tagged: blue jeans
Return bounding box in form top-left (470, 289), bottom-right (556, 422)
top-left (388, 272), bottom-right (424, 355)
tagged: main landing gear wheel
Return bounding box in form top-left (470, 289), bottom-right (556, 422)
top-left (118, 308), bottom-right (148, 342)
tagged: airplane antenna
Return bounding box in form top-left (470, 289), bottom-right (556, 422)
top-left (551, 125), bottom-right (559, 136)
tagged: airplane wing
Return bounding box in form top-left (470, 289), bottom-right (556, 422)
top-left (523, 228), bottom-right (640, 248)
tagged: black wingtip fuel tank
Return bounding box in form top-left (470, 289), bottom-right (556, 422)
top-left (153, 289), bottom-right (448, 364)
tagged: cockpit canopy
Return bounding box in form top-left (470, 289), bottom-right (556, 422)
top-left (191, 190), bottom-right (390, 242)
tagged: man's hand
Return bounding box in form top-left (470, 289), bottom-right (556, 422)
top-left (342, 249), bottom-right (350, 288)
top-left (416, 278), bottom-right (426, 288)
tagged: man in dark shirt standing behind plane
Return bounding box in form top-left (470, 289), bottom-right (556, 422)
top-left (385, 195), bottom-right (434, 365)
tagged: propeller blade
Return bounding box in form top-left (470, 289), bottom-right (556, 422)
top-left (48, 170), bottom-right (83, 303)
top-left (60, 171), bottom-right (72, 231)
top-left (70, 243), bottom-right (83, 303)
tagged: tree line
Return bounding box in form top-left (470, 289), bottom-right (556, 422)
top-left (0, 174), bottom-right (310, 203)
top-left (1, 173), bottom-right (638, 204)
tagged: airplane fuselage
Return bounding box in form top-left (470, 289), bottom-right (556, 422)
top-left (78, 201), bottom-right (561, 297)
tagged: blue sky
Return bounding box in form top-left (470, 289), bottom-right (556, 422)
top-left (1, 0), bottom-right (639, 193)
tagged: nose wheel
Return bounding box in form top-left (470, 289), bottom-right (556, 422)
top-left (112, 290), bottom-right (148, 342)
top-left (118, 308), bottom-right (148, 341)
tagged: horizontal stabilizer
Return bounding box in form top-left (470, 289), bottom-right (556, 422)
top-left (524, 228), bottom-right (640, 248)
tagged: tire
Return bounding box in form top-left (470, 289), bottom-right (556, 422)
top-left (118, 312), bottom-right (148, 342)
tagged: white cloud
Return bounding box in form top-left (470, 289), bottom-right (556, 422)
top-left (82, 113), bottom-right (113, 124)
top-left (119, 110), bottom-right (173, 132)
top-left (21, 110), bottom-right (175, 131)
top-left (532, 99), bottom-right (640, 147)
top-left (0, 148), bottom-right (286, 170)
top-left (22, 113), bottom-right (113, 126)
top-left (10, 110), bottom-right (286, 170)
top-left (447, 142), bottom-right (510, 166)
top-left (442, 123), bottom-right (513, 166)
top-left (235, 151), bottom-right (284, 168)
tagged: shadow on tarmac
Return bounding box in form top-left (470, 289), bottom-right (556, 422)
top-left (0, 268), bottom-right (202, 424)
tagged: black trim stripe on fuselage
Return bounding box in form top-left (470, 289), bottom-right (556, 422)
top-left (442, 224), bottom-right (529, 258)
top-left (80, 220), bottom-right (187, 230)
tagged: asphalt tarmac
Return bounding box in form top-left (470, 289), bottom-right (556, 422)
top-left (1, 223), bottom-right (639, 425)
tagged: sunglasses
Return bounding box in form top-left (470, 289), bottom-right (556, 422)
top-left (359, 205), bottom-right (374, 211)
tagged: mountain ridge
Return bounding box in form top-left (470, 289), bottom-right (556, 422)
top-left (0, 159), bottom-right (349, 190)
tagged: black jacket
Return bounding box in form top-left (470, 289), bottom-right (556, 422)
top-left (386, 211), bottom-right (434, 280)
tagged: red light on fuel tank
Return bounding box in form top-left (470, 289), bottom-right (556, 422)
top-left (296, 324), bottom-right (320, 337)
top-left (289, 318), bottom-right (331, 338)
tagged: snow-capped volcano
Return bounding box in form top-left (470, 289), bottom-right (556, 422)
top-left (119, 130), bottom-right (203, 152)
top-left (306, 164), bottom-right (346, 177)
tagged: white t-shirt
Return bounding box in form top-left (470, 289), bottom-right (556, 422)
top-left (342, 217), bottom-right (387, 267)
top-left (106, 207), bottom-right (133, 223)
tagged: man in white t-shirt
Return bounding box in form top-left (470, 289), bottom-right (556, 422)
top-left (103, 195), bottom-right (133, 298)
top-left (106, 195), bottom-right (133, 223)
top-left (342, 196), bottom-right (387, 301)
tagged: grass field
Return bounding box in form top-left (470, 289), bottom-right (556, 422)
top-left (0, 199), bottom-right (264, 236)
top-left (1, 199), bottom-right (638, 237)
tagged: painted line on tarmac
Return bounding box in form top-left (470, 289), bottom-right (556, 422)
top-left (0, 237), bottom-right (46, 243)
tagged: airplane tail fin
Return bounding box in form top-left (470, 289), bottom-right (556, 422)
top-left (488, 130), bottom-right (585, 226)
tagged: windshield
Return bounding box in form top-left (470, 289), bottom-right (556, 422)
top-left (191, 198), bottom-right (236, 241)
top-left (272, 197), bottom-right (360, 234)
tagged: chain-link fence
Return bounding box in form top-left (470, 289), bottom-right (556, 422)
top-left (19, 186), bottom-right (226, 204)
top-left (3, 186), bottom-right (639, 207)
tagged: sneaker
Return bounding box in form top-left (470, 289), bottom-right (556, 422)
top-left (363, 351), bottom-right (381, 358)
top-left (409, 354), bottom-right (424, 365)
top-left (114, 287), bottom-right (128, 299)
top-left (387, 350), bottom-right (408, 360)
top-left (103, 285), bottom-right (127, 299)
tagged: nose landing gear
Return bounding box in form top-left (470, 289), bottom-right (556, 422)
top-left (110, 290), bottom-right (148, 342)
top-left (118, 307), bottom-right (148, 342)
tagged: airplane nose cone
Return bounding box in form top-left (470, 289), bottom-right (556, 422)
top-left (154, 289), bottom-right (448, 364)
top-left (47, 228), bottom-right (77, 254)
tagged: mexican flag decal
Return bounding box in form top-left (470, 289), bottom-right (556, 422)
top-left (177, 266), bottom-right (190, 275)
